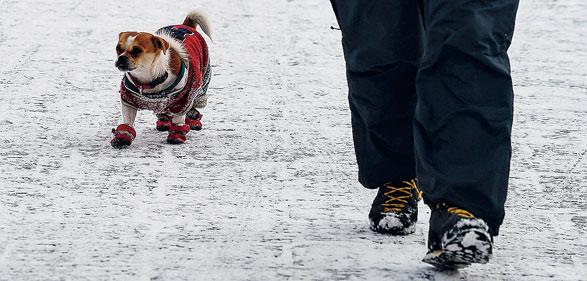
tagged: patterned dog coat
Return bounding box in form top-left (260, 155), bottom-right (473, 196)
top-left (119, 25), bottom-right (210, 115)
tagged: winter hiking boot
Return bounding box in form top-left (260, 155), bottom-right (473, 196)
top-left (156, 114), bottom-right (172, 132)
top-left (369, 179), bottom-right (422, 235)
top-left (423, 203), bottom-right (493, 270)
top-left (186, 109), bottom-right (203, 131)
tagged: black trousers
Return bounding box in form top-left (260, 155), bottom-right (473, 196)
top-left (332, 0), bottom-right (519, 235)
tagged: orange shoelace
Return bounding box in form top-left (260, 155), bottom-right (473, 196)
top-left (446, 206), bottom-right (475, 218)
top-left (382, 179), bottom-right (421, 212)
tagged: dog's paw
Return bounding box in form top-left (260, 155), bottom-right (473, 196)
top-left (186, 111), bottom-right (203, 131)
top-left (156, 120), bottom-right (171, 132)
top-left (111, 124), bottom-right (136, 148)
top-left (187, 120), bottom-right (202, 131)
top-left (111, 137), bottom-right (132, 148)
top-left (166, 124), bottom-right (190, 144)
top-left (156, 114), bottom-right (172, 132)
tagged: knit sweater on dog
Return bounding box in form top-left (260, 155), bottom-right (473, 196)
top-left (119, 25), bottom-right (210, 115)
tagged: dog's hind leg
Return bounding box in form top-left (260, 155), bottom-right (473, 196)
top-left (186, 81), bottom-right (209, 131)
top-left (186, 107), bottom-right (204, 131)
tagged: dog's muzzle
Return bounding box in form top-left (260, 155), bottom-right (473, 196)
top-left (115, 55), bottom-right (132, 71)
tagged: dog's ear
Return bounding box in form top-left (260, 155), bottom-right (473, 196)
top-left (151, 36), bottom-right (170, 55)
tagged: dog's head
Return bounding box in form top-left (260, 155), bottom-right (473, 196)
top-left (115, 32), bottom-right (170, 72)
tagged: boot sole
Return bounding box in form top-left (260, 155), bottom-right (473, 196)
top-left (423, 227), bottom-right (492, 269)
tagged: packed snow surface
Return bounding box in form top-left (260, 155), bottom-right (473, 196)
top-left (0, 0), bottom-right (586, 280)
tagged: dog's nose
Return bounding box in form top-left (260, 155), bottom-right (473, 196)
top-left (115, 55), bottom-right (129, 70)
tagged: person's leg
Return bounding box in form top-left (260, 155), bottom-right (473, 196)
top-left (333, 0), bottom-right (424, 189)
top-left (332, 0), bottom-right (425, 234)
top-left (415, 0), bottom-right (519, 267)
top-left (416, 0), bottom-right (519, 236)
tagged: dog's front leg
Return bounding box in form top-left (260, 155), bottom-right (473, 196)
top-left (122, 103), bottom-right (138, 127)
top-left (111, 103), bottom-right (138, 148)
top-left (167, 114), bottom-right (190, 144)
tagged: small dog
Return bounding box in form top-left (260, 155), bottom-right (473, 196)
top-left (111, 11), bottom-right (212, 148)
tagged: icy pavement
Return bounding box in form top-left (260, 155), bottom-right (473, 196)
top-left (0, 0), bottom-right (585, 280)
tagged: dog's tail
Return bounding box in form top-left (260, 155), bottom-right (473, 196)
top-left (183, 10), bottom-right (212, 40)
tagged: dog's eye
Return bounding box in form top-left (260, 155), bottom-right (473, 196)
top-left (130, 47), bottom-right (142, 57)
top-left (116, 45), bottom-right (123, 55)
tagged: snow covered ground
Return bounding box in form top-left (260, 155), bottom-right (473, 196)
top-left (0, 0), bottom-right (585, 280)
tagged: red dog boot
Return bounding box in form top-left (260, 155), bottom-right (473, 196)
top-left (111, 124), bottom-right (136, 148)
top-left (156, 114), bottom-right (173, 132)
top-left (186, 110), bottom-right (203, 131)
top-left (167, 123), bottom-right (190, 144)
